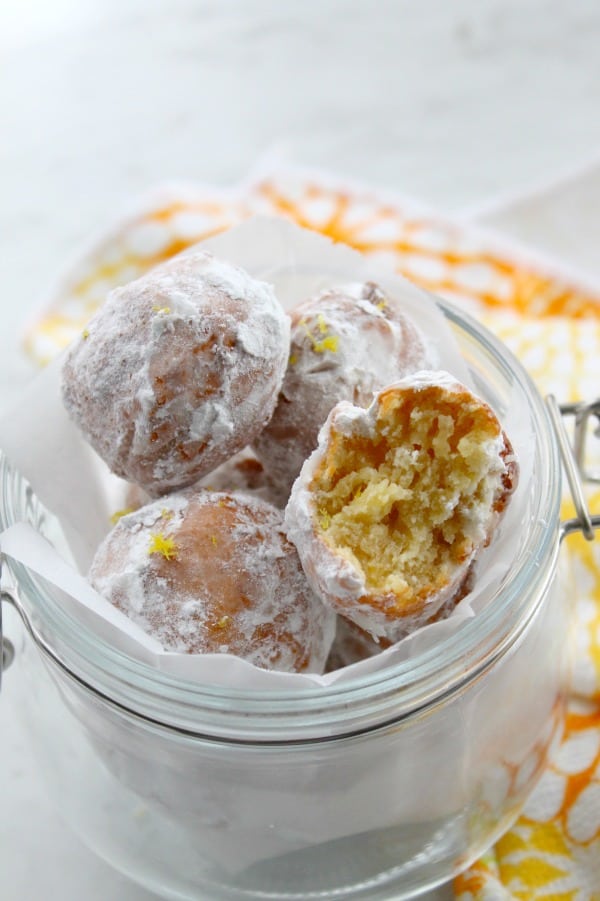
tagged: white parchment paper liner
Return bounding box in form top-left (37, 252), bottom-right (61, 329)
top-left (0, 216), bottom-right (533, 691)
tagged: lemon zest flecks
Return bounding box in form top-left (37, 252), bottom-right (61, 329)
top-left (317, 313), bottom-right (328, 334)
top-left (82, 329), bottom-right (90, 340)
top-left (289, 354), bottom-right (298, 366)
top-left (313, 335), bottom-right (339, 353)
top-left (216, 615), bottom-right (231, 629)
top-left (318, 510), bottom-right (331, 531)
top-left (148, 532), bottom-right (178, 560)
top-left (210, 535), bottom-right (218, 546)
top-left (160, 508), bottom-right (173, 520)
top-left (300, 317), bottom-right (340, 355)
top-left (110, 507), bottom-right (134, 525)
top-left (152, 305), bottom-right (171, 314)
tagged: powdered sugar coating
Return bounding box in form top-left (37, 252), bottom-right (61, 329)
top-left (90, 491), bottom-right (336, 673)
top-left (285, 371), bottom-right (518, 642)
top-left (197, 447), bottom-right (286, 507)
top-left (120, 448), bottom-right (284, 515)
top-left (326, 567), bottom-right (476, 670)
top-left (62, 251), bottom-right (290, 496)
top-left (253, 281), bottom-right (432, 501)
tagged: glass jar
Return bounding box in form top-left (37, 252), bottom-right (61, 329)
top-left (0, 301), bottom-right (580, 900)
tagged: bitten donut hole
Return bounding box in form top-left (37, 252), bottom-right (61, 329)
top-left (311, 386), bottom-right (505, 607)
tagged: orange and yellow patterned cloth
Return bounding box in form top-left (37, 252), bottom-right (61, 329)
top-left (26, 167), bottom-right (600, 900)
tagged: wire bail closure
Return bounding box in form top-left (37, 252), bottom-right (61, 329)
top-left (546, 396), bottom-right (600, 542)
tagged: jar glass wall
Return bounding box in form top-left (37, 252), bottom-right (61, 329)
top-left (1, 302), bottom-right (568, 899)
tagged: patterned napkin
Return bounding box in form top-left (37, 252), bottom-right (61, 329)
top-left (26, 167), bottom-right (600, 900)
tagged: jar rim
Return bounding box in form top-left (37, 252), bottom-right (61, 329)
top-left (1, 300), bottom-right (562, 741)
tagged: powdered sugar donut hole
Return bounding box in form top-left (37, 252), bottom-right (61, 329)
top-left (90, 490), bottom-right (336, 673)
top-left (62, 251), bottom-right (290, 496)
top-left (253, 281), bottom-right (432, 502)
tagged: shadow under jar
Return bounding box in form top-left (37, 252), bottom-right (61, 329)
top-left (0, 301), bottom-right (574, 900)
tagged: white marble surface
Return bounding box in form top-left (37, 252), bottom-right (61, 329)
top-left (2, 1), bottom-right (600, 898)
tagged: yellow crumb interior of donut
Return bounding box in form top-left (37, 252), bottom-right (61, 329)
top-left (313, 387), bottom-right (503, 605)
